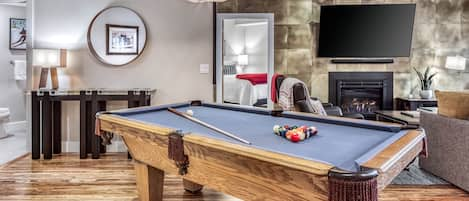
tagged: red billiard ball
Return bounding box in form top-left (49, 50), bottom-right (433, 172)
top-left (290, 134), bottom-right (300, 142)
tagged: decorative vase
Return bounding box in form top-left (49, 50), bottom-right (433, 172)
top-left (420, 90), bottom-right (433, 99)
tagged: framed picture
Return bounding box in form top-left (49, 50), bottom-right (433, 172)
top-left (106, 24), bottom-right (139, 55)
top-left (9, 18), bottom-right (26, 50)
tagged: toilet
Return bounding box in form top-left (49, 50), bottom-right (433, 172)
top-left (0, 108), bottom-right (10, 139)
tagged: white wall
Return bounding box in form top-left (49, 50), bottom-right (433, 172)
top-left (34, 0), bottom-right (213, 103)
top-left (244, 24), bottom-right (267, 73)
top-left (32, 0), bottom-right (214, 150)
top-left (222, 19), bottom-right (268, 73)
top-left (223, 19), bottom-right (245, 65)
top-left (0, 5), bottom-right (26, 122)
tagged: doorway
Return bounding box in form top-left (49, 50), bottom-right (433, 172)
top-left (0, 2), bottom-right (28, 165)
top-left (216, 13), bottom-right (274, 109)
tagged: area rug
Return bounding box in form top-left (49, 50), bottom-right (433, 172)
top-left (392, 158), bottom-right (448, 185)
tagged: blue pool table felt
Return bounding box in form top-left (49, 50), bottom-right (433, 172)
top-left (116, 105), bottom-right (408, 172)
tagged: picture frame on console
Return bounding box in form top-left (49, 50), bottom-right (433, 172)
top-left (106, 24), bottom-right (139, 55)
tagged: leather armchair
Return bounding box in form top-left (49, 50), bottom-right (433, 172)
top-left (276, 76), bottom-right (364, 119)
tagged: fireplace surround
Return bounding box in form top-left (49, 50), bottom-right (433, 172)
top-left (329, 72), bottom-right (393, 119)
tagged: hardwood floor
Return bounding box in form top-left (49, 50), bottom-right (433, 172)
top-left (0, 153), bottom-right (467, 201)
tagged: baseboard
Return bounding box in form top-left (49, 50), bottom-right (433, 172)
top-left (61, 140), bottom-right (127, 152)
top-left (62, 141), bottom-right (80, 152)
top-left (105, 140), bottom-right (128, 152)
top-left (5, 121), bottom-right (27, 134)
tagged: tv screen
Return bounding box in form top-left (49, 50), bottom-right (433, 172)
top-left (317, 4), bottom-right (416, 58)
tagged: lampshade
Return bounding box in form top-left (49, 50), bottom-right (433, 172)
top-left (33, 49), bottom-right (67, 68)
top-left (237, 54), bottom-right (249, 66)
top-left (445, 56), bottom-right (466, 71)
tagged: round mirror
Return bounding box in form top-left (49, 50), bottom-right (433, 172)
top-left (87, 6), bottom-right (147, 66)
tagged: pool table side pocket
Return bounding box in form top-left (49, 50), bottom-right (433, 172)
top-left (362, 130), bottom-right (426, 190)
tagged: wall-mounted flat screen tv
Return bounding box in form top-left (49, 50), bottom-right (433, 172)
top-left (317, 4), bottom-right (416, 58)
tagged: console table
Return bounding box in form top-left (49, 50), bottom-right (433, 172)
top-left (395, 97), bottom-right (437, 111)
top-left (375, 110), bottom-right (420, 128)
top-left (31, 88), bottom-right (155, 160)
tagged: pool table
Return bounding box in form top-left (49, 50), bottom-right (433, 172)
top-left (96, 101), bottom-right (426, 201)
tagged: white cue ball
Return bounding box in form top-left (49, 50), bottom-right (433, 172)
top-left (186, 110), bottom-right (194, 116)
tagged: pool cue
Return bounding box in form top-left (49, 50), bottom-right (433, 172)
top-left (167, 108), bottom-right (251, 145)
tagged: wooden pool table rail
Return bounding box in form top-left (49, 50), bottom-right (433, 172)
top-left (362, 130), bottom-right (426, 189)
top-left (98, 114), bottom-right (174, 137)
top-left (283, 111), bottom-right (404, 132)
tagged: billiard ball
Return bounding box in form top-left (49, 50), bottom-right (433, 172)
top-left (290, 134), bottom-right (300, 142)
top-left (273, 125), bottom-right (281, 134)
top-left (279, 129), bottom-right (287, 137)
top-left (300, 126), bottom-right (307, 132)
top-left (308, 127), bottom-right (318, 136)
top-left (286, 130), bottom-right (295, 140)
top-left (298, 131), bottom-right (306, 140)
top-left (186, 110), bottom-right (194, 116)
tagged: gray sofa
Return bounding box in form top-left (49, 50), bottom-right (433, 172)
top-left (419, 112), bottom-right (469, 192)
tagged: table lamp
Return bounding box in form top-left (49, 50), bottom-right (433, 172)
top-left (33, 49), bottom-right (67, 89)
top-left (445, 56), bottom-right (466, 71)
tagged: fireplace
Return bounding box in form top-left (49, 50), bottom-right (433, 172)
top-left (329, 72), bottom-right (393, 119)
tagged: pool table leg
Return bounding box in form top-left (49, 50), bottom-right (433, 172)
top-left (183, 179), bottom-right (204, 193)
top-left (134, 161), bottom-right (164, 201)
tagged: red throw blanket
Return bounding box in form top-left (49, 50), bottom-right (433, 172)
top-left (271, 74), bottom-right (283, 103)
top-left (235, 73), bottom-right (284, 103)
top-left (236, 73), bottom-right (267, 85)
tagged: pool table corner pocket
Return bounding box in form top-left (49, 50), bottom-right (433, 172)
top-left (328, 168), bottom-right (379, 201)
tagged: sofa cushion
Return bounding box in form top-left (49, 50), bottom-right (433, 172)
top-left (435, 90), bottom-right (469, 120)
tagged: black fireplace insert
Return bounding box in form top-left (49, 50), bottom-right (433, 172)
top-left (329, 72), bottom-right (393, 119)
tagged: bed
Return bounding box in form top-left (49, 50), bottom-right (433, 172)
top-left (223, 74), bottom-right (268, 106)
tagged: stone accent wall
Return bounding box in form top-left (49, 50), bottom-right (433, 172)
top-left (217, 0), bottom-right (469, 102)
